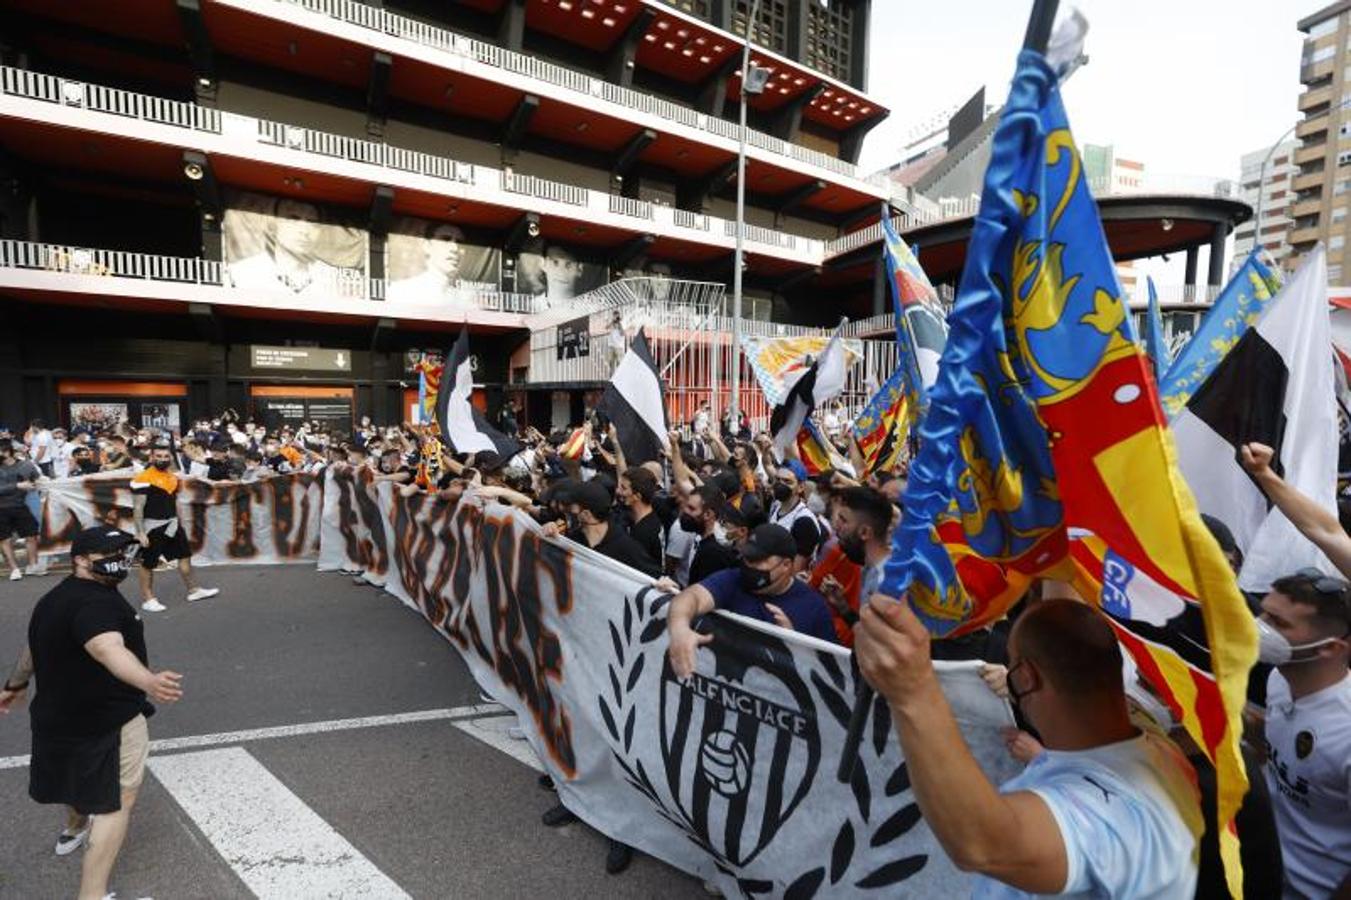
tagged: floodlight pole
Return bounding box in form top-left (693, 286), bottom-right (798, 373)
top-left (728, 0), bottom-right (762, 433)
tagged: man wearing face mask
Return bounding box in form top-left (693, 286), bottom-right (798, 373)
top-left (667, 524), bottom-right (838, 678)
top-left (1255, 569), bottom-right (1351, 900)
top-left (131, 444), bottom-right (218, 612)
top-left (0, 438), bottom-right (44, 580)
top-left (548, 481), bottom-right (662, 579)
top-left (812, 486), bottom-right (892, 646)
top-left (855, 596), bottom-right (1203, 899)
top-left (0, 526), bottom-right (184, 900)
top-left (683, 484), bottom-right (737, 587)
top-left (615, 467), bottom-right (663, 569)
top-left (768, 464), bottom-right (823, 573)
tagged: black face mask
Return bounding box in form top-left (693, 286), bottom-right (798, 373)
top-left (772, 483), bottom-right (793, 504)
top-left (838, 532), bottom-right (867, 565)
top-left (738, 562), bottom-right (774, 594)
top-left (678, 513), bottom-right (704, 534)
top-left (89, 546), bottom-right (138, 583)
top-left (152, 460), bottom-right (171, 470)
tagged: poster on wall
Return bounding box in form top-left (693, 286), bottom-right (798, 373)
top-left (68, 402), bottom-right (129, 432)
top-left (222, 190), bottom-right (368, 299)
top-left (141, 402), bottom-right (181, 434)
top-left (555, 315), bottom-right (591, 361)
top-left (253, 397), bottom-right (353, 432)
top-left (386, 216), bottom-right (502, 306)
top-left (517, 244), bottom-right (608, 304)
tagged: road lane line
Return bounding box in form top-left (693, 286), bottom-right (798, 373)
top-left (453, 714), bottom-right (544, 772)
top-left (0, 704), bottom-right (508, 770)
top-left (149, 746), bottom-right (410, 899)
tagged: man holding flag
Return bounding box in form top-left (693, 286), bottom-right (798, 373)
top-left (852, 6), bottom-right (1256, 897)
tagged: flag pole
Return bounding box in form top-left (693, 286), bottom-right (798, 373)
top-left (836, 0), bottom-right (1060, 784)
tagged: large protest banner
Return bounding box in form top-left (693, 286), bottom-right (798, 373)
top-left (319, 467), bottom-right (1020, 897)
top-left (38, 472), bottom-right (323, 566)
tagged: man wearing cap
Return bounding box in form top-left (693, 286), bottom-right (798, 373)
top-left (0, 526), bottom-right (184, 900)
top-left (131, 444), bottom-right (218, 612)
top-left (545, 481), bottom-right (662, 579)
top-left (667, 523), bottom-right (839, 678)
top-left (768, 463), bottom-right (824, 573)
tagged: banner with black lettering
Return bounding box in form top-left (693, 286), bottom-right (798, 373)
top-left (318, 468), bottom-right (1021, 896)
top-left (37, 472), bottom-right (322, 566)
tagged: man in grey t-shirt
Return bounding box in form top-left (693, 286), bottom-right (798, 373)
top-left (0, 439), bottom-right (44, 580)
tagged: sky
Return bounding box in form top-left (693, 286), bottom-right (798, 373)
top-left (857, 0), bottom-right (1313, 282)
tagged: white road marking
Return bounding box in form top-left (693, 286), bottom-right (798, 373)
top-left (0, 704), bottom-right (508, 770)
top-left (149, 746), bottom-right (410, 899)
top-left (453, 713), bottom-right (544, 772)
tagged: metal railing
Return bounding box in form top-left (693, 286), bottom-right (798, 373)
top-left (0, 239), bottom-right (224, 284)
top-left (500, 170), bottom-right (589, 206)
top-left (0, 239), bottom-right (546, 313)
top-left (275, 0), bottom-right (883, 185)
top-left (0, 64), bottom-right (829, 260)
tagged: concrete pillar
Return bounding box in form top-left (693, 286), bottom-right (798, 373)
top-left (1183, 246), bottom-right (1198, 288)
top-left (1207, 222), bottom-right (1226, 287)
top-left (872, 254), bottom-right (886, 316)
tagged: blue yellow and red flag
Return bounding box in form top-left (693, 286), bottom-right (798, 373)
top-left (851, 366), bottom-right (910, 475)
top-left (879, 47), bottom-right (1256, 896)
top-left (415, 355), bottom-right (444, 425)
top-left (795, 417), bottom-right (851, 476)
top-left (1142, 276), bottom-right (1170, 386)
top-left (880, 213), bottom-right (946, 433)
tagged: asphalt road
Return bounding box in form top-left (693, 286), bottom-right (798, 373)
top-left (0, 564), bottom-right (707, 900)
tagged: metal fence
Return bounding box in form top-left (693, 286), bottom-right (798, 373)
top-left (523, 278), bottom-right (898, 431)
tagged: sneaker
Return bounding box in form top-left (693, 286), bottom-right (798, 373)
top-left (701, 880), bottom-right (723, 897)
top-left (141, 598), bottom-right (167, 612)
top-left (55, 819), bottom-right (91, 856)
top-left (541, 803), bottom-right (578, 827)
top-left (24, 561), bottom-right (48, 576)
top-left (8, 569), bottom-right (20, 582)
top-left (360, 570), bottom-right (385, 587)
top-left (185, 587), bottom-right (219, 602)
top-left (605, 839), bottom-right (633, 875)
top-left (537, 774), bottom-right (556, 791)
top-left (338, 565), bottom-right (362, 576)
top-left (507, 725), bottom-right (526, 740)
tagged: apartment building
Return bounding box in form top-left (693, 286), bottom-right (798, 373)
top-left (1232, 140), bottom-right (1298, 268)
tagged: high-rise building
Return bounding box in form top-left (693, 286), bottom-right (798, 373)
top-left (1291, 1), bottom-right (1351, 282)
top-left (0, 0), bottom-right (892, 429)
top-left (1082, 143), bottom-right (1146, 294)
top-left (1232, 140), bottom-right (1298, 267)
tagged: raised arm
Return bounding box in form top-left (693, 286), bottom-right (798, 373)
top-left (1241, 442), bottom-right (1351, 578)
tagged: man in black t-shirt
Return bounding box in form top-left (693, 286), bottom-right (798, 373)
top-left (0, 526), bottom-right (184, 900)
top-left (615, 467), bottom-right (662, 569)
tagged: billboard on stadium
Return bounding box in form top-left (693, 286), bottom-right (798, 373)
top-left (222, 190), bottom-right (368, 298)
top-left (386, 216), bottom-right (502, 305)
top-left (516, 243), bottom-right (608, 304)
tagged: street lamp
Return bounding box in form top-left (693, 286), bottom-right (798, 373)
top-left (728, 0), bottom-right (770, 430)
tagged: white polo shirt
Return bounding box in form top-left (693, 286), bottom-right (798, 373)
top-left (973, 728), bottom-right (1203, 899)
top-left (1264, 669), bottom-right (1351, 900)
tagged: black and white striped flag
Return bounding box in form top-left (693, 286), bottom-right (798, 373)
top-left (436, 327), bottom-right (520, 461)
top-left (600, 330), bottom-right (668, 465)
top-left (1173, 245), bottom-right (1338, 592)
top-left (770, 324), bottom-right (848, 456)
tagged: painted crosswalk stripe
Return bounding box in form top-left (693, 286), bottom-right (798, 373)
top-left (148, 746), bottom-right (410, 899)
top-left (0, 704), bottom-right (509, 770)
top-left (453, 714), bottom-right (543, 772)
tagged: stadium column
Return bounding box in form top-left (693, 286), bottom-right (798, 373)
top-left (497, 0), bottom-right (526, 53)
top-left (370, 318), bottom-right (397, 427)
top-left (1184, 245), bottom-right (1199, 293)
top-left (1206, 221), bottom-right (1226, 287)
top-left (871, 253), bottom-right (886, 316)
top-left (606, 9), bottom-right (655, 88)
top-left (0, 304), bottom-right (22, 428)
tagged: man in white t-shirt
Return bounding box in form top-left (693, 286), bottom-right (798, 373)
top-left (26, 420), bottom-right (53, 478)
top-left (48, 428), bottom-right (72, 479)
top-left (856, 597), bottom-right (1202, 899)
top-left (1257, 569), bottom-right (1351, 899)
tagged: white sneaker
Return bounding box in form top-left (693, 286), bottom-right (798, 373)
top-left (8, 569), bottom-right (20, 582)
top-left (186, 587), bottom-right (219, 602)
top-left (508, 725), bottom-right (526, 740)
top-left (24, 561), bottom-right (47, 576)
top-left (55, 819), bottom-right (91, 856)
top-left (141, 598), bottom-right (167, 612)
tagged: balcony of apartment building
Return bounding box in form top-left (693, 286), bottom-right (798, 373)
top-left (1298, 112), bottom-right (1330, 140)
top-left (1291, 190), bottom-right (1324, 219)
top-left (1289, 212), bottom-right (1323, 246)
top-left (1300, 83), bottom-right (1333, 113)
top-left (1293, 164), bottom-right (1327, 192)
top-left (1295, 138), bottom-right (1328, 166)
top-left (0, 0), bottom-right (890, 213)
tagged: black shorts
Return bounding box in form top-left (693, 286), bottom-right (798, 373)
top-left (29, 728), bottom-right (121, 815)
top-left (0, 505), bottom-right (38, 539)
top-left (142, 523), bottom-right (190, 567)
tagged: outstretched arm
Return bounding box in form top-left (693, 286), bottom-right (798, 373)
top-left (1241, 442), bottom-right (1351, 578)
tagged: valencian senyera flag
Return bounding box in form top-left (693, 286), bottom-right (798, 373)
top-left (1142, 276), bottom-right (1170, 385)
top-left (1158, 249), bottom-right (1282, 417)
top-left (851, 365), bottom-right (910, 475)
top-left (796, 416), bottom-right (853, 477)
top-left (878, 44), bottom-right (1257, 896)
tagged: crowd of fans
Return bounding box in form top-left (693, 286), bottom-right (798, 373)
top-left (1, 399), bottom-right (1349, 897)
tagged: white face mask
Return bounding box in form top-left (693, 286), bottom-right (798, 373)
top-left (1256, 618), bottom-right (1341, 666)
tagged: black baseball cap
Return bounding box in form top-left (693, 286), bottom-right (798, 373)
top-left (71, 526), bottom-right (137, 558)
top-left (573, 480), bottom-right (612, 518)
top-left (739, 523), bottom-right (797, 562)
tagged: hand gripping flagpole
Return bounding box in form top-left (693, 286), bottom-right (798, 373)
top-left (836, 0), bottom-right (1061, 785)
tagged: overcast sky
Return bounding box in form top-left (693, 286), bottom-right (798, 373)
top-left (860, 0), bottom-right (1308, 175)
top-left (856, 1), bottom-right (1311, 280)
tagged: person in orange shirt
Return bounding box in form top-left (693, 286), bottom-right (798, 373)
top-left (809, 540), bottom-right (862, 646)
